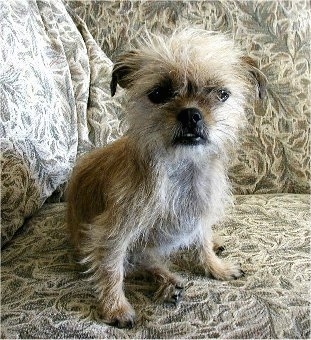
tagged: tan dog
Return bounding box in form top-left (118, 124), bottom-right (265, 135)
top-left (66, 28), bottom-right (266, 328)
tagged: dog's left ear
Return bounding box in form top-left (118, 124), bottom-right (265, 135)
top-left (110, 51), bottom-right (140, 97)
top-left (241, 56), bottom-right (267, 99)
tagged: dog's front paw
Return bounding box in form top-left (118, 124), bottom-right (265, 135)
top-left (207, 260), bottom-right (245, 281)
top-left (98, 300), bottom-right (136, 329)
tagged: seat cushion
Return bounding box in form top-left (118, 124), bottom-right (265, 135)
top-left (1, 194), bottom-right (310, 338)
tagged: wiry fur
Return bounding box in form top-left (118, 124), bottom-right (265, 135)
top-left (66, 28), bottom-right (266, 328)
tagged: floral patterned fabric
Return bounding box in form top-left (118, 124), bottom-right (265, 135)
top-left (1, 0), bottom-right (310, 338)
top-left (1, 195), bottom-right (310, 338)
top-left (0, 0), bottom-right (124, 246)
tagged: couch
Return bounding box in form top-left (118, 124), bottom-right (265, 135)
top-left (1, 0), bottom-right (310, 338)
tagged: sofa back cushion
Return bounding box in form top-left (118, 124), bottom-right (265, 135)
top-left (0, 0), bottom-right (123, 246)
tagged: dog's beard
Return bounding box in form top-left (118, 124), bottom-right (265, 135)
top-left (127, 122), bottom-right (233, 165)
top-left (172, 123), bottom-right (209, 146)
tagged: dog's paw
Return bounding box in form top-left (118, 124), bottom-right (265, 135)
top-left (109, 316), bottom-right (135, 329)
top-left (214, 245), bottom-right (225, 256)
top-left (154, 281), bottom-right (185, 305)
top-left (207, 260), bottom-right (245, 281)
top-left (212, 240), bottom-right (225, 255)
top-left (98, 300), bottom-right (136, 329)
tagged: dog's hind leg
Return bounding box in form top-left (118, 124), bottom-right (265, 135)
top-left (149, 265), bottom-right (185, 304)
top-left (199, 238), bottom-right (245, 280)
top-left (132, 249), bottom-right (185, 304)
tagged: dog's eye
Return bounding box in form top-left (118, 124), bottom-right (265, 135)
top-left (148, 85), bottom-right (174, 104)
top-left (217, 89), bottom-right (230, 102)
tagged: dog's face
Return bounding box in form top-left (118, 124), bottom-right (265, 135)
top-left (111, 29), bottom-right (266, 158)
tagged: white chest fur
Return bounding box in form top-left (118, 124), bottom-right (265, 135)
top-left (137, 155), bottom-right (229, 255)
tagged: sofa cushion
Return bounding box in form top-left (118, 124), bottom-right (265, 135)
top-left (1, 194), bottom-right (309, 338)
top-left (0, 0), bottom-right (123, 246)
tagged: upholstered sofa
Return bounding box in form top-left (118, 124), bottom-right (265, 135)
top-left (1, 0), bottom-right (310, 338)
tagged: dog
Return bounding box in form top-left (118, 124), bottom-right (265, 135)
top-left (66, 28), bottom-right (266, 328)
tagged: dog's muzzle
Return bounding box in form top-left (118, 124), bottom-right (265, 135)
top-left (173, 108), bottom-right (207, 146)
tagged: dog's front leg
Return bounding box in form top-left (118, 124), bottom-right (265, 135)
top-left (81, 224), bottom-right (136, 328)
top-left (199, 219), bottom-right (245, 280)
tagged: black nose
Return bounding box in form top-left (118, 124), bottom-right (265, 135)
top-left (177, 108), bottom-right (202, 128)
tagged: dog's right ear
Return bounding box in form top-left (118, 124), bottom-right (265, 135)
top-left (110, 51), bottom-right (140, 97)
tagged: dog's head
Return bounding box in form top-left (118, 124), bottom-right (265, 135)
top-left (111, 29), bottom-right (266, 158)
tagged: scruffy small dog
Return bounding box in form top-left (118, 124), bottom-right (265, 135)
top-left (67, 28), bottom-right (266, 328)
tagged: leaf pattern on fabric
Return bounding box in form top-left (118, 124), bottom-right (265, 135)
top-left (0, 0), bottom-right (124, 245)
top-left (1, 195), bottom-right (310, 338)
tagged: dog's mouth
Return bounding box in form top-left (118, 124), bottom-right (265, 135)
top-left (173, 130), bottom-right (207, 146)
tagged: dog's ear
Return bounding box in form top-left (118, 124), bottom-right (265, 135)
top-left (110, 51), bottom-right (140, 97)
top-left (241, 56), bottom-right (267, 99)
